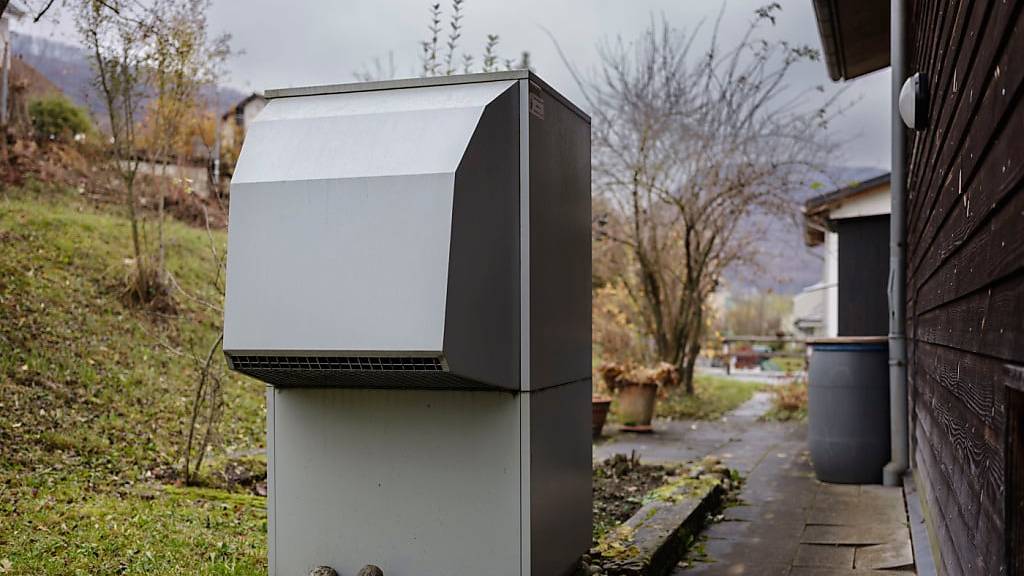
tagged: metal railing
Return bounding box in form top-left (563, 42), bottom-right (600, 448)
top-left (718, 335), bottom-right (808, 375)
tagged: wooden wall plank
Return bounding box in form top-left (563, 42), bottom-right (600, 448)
top-left (919, 367), bottom-right (1005, 520)
top-left (907, 0), bottom-right (1020, 264)
top-left (908, 0), bottom-right (972, 221)
top-left (907, 0), bottom-right (997, 242)
top-left (909, 16), bottom-right (1024, 284)
top-left (1008, 388), bottom-right (1024, 574)
top-left (915, 401), bottom-right (978, 575)
top-left (915, 183), bottom-right (1024, 315)
top-left (914, 447), bottom-right (966, 576)
top-left (916, 384), bottom-right (1006, 574)
top-left (915, 270), bottom-right (1024, 363)
top-left (915, 340), bottom-right (1013, 431)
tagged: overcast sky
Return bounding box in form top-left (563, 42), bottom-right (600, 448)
top-left (15, 0), bottom-right (891, 169)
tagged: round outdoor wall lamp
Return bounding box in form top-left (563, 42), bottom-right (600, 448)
top-left (899, 72), bottom-right (929, 130)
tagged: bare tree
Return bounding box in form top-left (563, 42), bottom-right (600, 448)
top-left (77, 0), bottom-right (229, 308)
top-left (143, 4), bottom-right (232, 485)
top-left (567, 7), bottom-right (844, 393)
top-left (145, 0), bottom-right (229, 287)
top-left (77, 0), bottom-right (164, 306)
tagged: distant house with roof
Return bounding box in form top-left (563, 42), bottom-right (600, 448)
top-left (219, 92), bottom-right (266, 157)
top-left (796, 173), bottom-right (891, 338)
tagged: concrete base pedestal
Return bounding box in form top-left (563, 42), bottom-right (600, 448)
top-left (266, 381), bottom-right (591, 576)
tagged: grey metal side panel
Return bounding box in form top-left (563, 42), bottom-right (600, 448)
top-left (527, 81), bottom-right (592, 390)
top-left (443, 84), bottom-right (519, 390)
top-left (270, 388), bottom-right (521, 576)
top-left (267, 386), bottom-right (276, 575)
top-left (529, 380), bottom-right (592, 575)
top-left (518, 79), bottom-right (532, 576)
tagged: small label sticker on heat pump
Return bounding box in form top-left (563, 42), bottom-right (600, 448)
top-left (529, 92), bottom-right (545, 120)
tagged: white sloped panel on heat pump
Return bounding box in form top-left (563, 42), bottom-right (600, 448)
top-left (224, 80), bottom-right (516, 354)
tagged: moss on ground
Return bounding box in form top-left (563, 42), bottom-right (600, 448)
top-left (0, 183), bottom-right (266, 574)
top-left (642, 474), bottom-right (719, 505)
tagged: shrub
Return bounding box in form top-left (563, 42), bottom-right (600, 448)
top-left (762, 379), bottom-right (809, 421)
top-left (29, 95), bottom-right (93, 141)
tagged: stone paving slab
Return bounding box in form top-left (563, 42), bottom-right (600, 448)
top-left (860, 484), bottom-right (908, 506)
top-left (800, 524), bottom-right (908, 547)
top-left (794, 544), bottom-right (855, 569)
top-left (721, 502), bottom-right (808, 526)
top-left (680, 560), bottom-right (791, 575)
top-left (703, 516), bottom-right (804, 541)
top-left (807, 506), bottom-right (908, 527)
top-left (696, 537), bottom-right (801, 567)
top-left (789, 568), bottom-right (914, 576)
top-left (854, 541), bottom-right (914, 570)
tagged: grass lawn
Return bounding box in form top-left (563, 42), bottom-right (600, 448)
top-left (654, 374), bottom-right (760, 421)
top-left (0, 183), bottom-right (267, 574)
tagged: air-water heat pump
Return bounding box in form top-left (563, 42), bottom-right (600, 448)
top-left (224, 71), bottom-right (591, 576)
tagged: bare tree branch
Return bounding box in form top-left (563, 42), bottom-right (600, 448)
top-left (31, 0), bottom-right (56, 22)
top-left (582, 10), bottom-right (844, 392)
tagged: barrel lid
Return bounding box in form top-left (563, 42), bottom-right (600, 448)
top-left (807, 336), bottom-right (888, 345)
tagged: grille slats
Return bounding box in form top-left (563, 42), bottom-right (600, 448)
top-left (230, 355), bottom-right (444, 372)
top-left (225, 354), bottom-right (497, 389)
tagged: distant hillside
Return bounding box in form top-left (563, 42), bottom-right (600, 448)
top-left (10, 55), bottom-right (62, 101)
top-left (11, 31), bottom-right (246, 120)
top-left (725, 166), bottom-right (889, 295)
top-left (11, 31), bottom-right (96, 111)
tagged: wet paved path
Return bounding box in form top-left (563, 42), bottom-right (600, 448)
top-left (594, 392), bottom-right (916, 575)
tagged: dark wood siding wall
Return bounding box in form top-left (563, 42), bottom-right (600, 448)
top-left (1010, 388), bottom-right (1024, 575)
top-left (837, 215), bottom-right (890, 336)
top-left (905, 0), bottom-right (1024, 574)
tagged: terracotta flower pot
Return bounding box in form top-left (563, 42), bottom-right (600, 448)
top-left (617, 382), bottom-right (658, 433)
top-left (592, 395), bottom-right (612, 438)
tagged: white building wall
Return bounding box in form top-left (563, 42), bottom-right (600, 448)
top-left (828, 184), bottom-right (891, 219)
top-left (824, 230), bottom-right (840, 337)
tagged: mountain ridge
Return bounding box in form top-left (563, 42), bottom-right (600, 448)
top-left (11, 31), bottom-right (248, 121)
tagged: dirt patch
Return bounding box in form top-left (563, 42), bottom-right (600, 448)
top-left (592, 452), bottom-right (675, 543)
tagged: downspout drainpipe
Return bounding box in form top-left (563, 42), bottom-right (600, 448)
top-left (883, 0), bottom-right (909, 487)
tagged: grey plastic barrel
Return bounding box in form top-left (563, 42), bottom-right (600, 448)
top-left (807, 338), bottom-right (890, 484)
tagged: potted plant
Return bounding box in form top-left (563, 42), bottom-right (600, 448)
top-left (616, 379), bottom-right (658, 432)
top-left (599, 362), bottom-right (677, 433)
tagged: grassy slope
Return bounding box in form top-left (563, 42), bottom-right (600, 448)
top-left (0, 183), bottom-right (266, 575)
top-left (655, 375), bottom-right (760, 421)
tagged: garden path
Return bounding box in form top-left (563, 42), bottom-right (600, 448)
top-left (594, 391), bottom-right (921, 575)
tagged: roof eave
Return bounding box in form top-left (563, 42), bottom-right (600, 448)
top-left (802, 172), bottom-right (891, 246)
top-left (804, 172), bottom-right (891, 213)
top-left (812, 0), bottom-right (845, 81)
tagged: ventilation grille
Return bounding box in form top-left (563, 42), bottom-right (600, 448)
top-left (230, 355), bottom-right (444, 372)
top-left (226, 354), bottom-right (498, 389)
